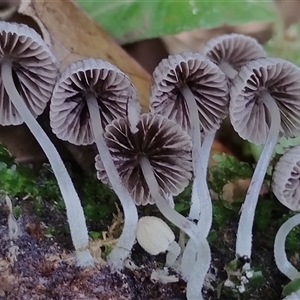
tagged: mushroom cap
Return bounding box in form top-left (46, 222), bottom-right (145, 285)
top-left (136, 216), bottom-right (175, 255)
top-left (50, 58), bottom-right (139, 146)
top-left (202, 33), bottom-right (266, 73)
top-left (149, 52), bottom-right (229, 135)
top-left (95, 113), bottom-right (193, 206)
top-left (229, 57), bottom-right (300, 145)
top-left (272, 145), bottom-right (300, 211)
top-left (0, 21), bottom-right (57, 126)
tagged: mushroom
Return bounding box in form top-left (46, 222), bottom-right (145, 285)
top-left (150, 52), bottom-right (229, 235)
top-left (95, 113), bottom-right (197, 237)
top-left (95, 113), bottom-right (211, 300)
top-left (274, 213), bottom-right (300, 282)
top-left (199, 33), bottom-right (266, 224)
top-left (50, 58), bottom-right (141, 270)
top-left (202, 33), bottom-right (266, 80)
top-left (274, 213), bottom-right (300, 299)
top-left (136, 216), bottom-right (181, 267)
top-left (272, 145), bottom-right (300, 211)
top-left (5, 195), bottom-right (20, 240)
top-left (0, 21), bottom-right (93, 266)
top-left (149, 53), bottom-right (226, 299)
top-left (272, 145), bottom-right (300, 279)
top-left (229, 57), bottom-right (300, 265)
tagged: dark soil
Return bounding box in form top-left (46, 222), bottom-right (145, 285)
top-left (0, 198), bottom-right (187, 300)
top-left (0, 195), bottom-right (290, 300)
top-left (210, 218), bottom-right (287, 300)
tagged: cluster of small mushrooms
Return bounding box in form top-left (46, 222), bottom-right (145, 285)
top-left (2, 19), bottom-right (300, 299)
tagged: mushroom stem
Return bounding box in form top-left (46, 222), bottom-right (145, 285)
top-left (197, 133), bottom-right (215, 236)
top-left (201, 133), bottom-right (215, 175)
top-left (85, 93), bottom-right (138, 269)
top-left (219, 62), bottom-right (238, 79)
top-left (139, 152), bottom-right (210, 300)
top-left (1, 60), bottom-right (94, 267)
top-left (180, 86), bottom-right (202, 176)
top-left (189, 133), bottom-right (215, 236)
top-left (181, 236), bottom-right (211, 300)
top-left (139, 155), bottom-right (198, 240)
top-left (236, 91), bottom-right (281, 263)
top-left (274, 213), bottom-right (300, 280)
top-left (181, 86), bottom-right (213, 233)
top-left (180, 86), bottom-right (212, 298)
top-left (6, 195), bottom-right (20, 240)
top-left (166, 240), bottom-right (181, 267)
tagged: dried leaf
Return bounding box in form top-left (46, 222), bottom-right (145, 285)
top-left (162, 21), bottom-right (273, 54)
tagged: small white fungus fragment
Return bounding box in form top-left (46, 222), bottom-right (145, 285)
top-left (224, 279), bottom-right (235, 288)
top-left (246, 270), bottom-right (254, 279)
top-left (124, 258), bottom-right (139, 270)
top-left (238, 283), bottom-right (246, 293)
top-left (240, 275), bottom-right (249, 284)
top-left (150, 267), bottom-right (179, 284)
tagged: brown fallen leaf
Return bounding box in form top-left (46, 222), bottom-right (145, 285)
top-left (274, 0), bottom-right (300, 40)
top-left (222, 179), bottom-right (269, 203)
top-left (161, 21), bottom-right (274, 54)
top-left (209, 145), bottom-right (269, 202)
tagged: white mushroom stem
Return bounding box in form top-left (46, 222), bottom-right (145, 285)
top-left (166, 240), bottom-right (181, 267)
top-left (189, 133), bottom-right (215, 237)
top-left (2, 60), bottom-right (94, 267)
top-left (219, 62), bottom-right (238, 80)
top-left (197, 133), bottom-right (215, 236)
top-left (180, 86), bottom-right (202, 179)
top-left (6, 195), bottom-right (20, 240)
top-left (181, 236), bottom-right (211, 300)
top-left (139, 155), bottom-right (198, 240)
top-left (85, 93), bottom-right (138, 270)
top-left (180, 87), bottom-right (212, 299)
top-left (181, 86), bottom-right (212, 229)
top-left (139, 156), bottom-right (210, 300)
top-left (274, 213), bottom-right (300, 280)
top-left (236, 91), bottom-right (281, 264)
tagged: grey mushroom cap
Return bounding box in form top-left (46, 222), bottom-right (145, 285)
top-left (202, 33), bottom-right (266, 73)
top-left (229, 57), bottom-right (300, 145)
top-left (272, 145), bottom-right (300, 211)
top-left (50, 58), bottom-right (139, 146)
top-left (0, 21), bottom-right (57, 125)
top-left (95, 113), bottom-right (193, 206)
top-left (149, 52), bottom-right (229, 135)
